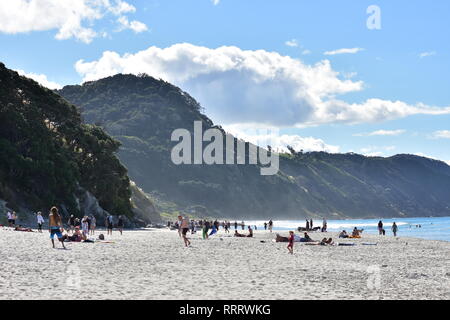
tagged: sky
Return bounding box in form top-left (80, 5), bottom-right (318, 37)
top-left (1, 0), bottom-right (449, 164)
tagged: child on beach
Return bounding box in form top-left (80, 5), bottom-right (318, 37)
top-left (49, 207), bottom-right (66, 249)
top-left (287, 231), bottom-right (294, 254)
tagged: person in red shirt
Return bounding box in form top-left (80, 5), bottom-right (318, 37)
top-left (287, 231), bottom-right (295, 254)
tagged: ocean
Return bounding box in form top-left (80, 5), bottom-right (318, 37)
top-left (244, 217), bottom-right (450, 242)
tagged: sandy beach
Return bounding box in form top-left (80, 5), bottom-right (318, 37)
top-left (0, 227), bottom-right (449, 300)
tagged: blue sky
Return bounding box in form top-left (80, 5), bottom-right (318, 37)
top-left (1, 0), bottom-right (449, 163)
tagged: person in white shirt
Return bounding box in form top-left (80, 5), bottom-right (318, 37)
top-left (7, 212), bottom-right (13, 227)
top-left (37, 212), bottom-right (44, 233)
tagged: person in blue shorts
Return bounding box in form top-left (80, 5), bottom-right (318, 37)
top-left (49, 207), bottom-right (66, 249)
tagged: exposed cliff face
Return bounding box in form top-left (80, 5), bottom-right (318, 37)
top-left (130, 182), bottom-right (161, 225)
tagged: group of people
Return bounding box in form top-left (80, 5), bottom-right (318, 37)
top-left (297, 218), bottom-right (328, 232)
top-left (378, 220), bottom-right (399, 237)
top-left (3, 208), bottom-right (125, 248)
top-left (171, 217), bottom-right (275, 247)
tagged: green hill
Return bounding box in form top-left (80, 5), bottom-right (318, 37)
top-left (0, 63), bottom-right (159, 225)
top-left (59, 74), bottom-right (450, 219)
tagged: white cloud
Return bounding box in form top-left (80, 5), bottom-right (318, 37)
top-left (324, 48), bottom-right (364, 56)
top-left (224, 124), bottom-right (340, 153)
top-left (301, 49), bottom-right (311, 55)
top-left (16, 69), bottom-right (62, 90)
top-left (0, 0), bottom-right (147, 43)
top-left (360, 146), bottom-right (396, 157)
top-left (354, 129), bottom-right (406, 137)
top-left (74, 43), bottom-right (450, 127)
top-left (431, 130), bottom-right (450, 139)
top-left (117, 16), bottom-right (148, 33)
top-left (211, 0), bottom-right (220, 5)
top-left (285, 39), bottom-right (299, 47)
top-left (419, 51), bottom-right (436, 58)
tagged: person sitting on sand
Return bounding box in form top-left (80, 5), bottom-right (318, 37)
top-left (234, 230), bottom-right (247, 238)
top-left (339, 230), bottom-right (349, 238)
top-left (62, 227), bottom-right (86, 242)
top-left (247, 226), bottom-right (254, 238)
top-left (275, 233), bottom-right (289, 242)
top-left (303, 232), bottom-right (314, 242)
top-left (320, 238), bottom-right (334, 245)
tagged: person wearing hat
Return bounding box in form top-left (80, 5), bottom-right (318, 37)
top-left (37, 212), bottom-right (44, 233)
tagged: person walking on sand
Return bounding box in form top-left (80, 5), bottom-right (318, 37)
top-left (234, 221), bottom-right (238, 230)
top-left (287, 231), bottom-right (295, 254)
top-left (48, 207), bottom-right (66, 249)
top-left (306, 220), bottom-right (310, 231)
top-left (178, 215), bottom-right (191, 247)
top-left (392, 222), bottom-right (398, 237)
top-left (107, 215), bottom-right (114, 236)
top-left (241, 221), bottom-right (245, 231)
top-left (37, 212), bottom-right (44, 233)
top-left (117, 215), bottom-right (124, 235)
top-left (264, 222), bottom-right (268, 231)
top-left (90, 215), bottom-right (96, 235)
top-left (269, 220), bottom-right (273, 233)
top-left (203, 220), bottom-right (210, 239)
top-left (378, 220), bottom-right (384, 235)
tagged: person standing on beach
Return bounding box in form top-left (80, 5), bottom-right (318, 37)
top-left (7, 211), bottom-right (13, 227)
top-left (107, 215), bottom-right (114, 235)
top-left (117, 215), bottom-right (124, 235)
top-left (269, 220), bottom-right (273, 233)
top-left (81, 216), bottom-right (89, 239)
top-left (322, 218), bottom-right (327, 232)
top-left (10, 211), bottom-right (17, 227)
top-left (90, 215), bottom-right (96, 235)
top-left (264, 222), bottom-right (268, 231)
top-left (378, 220), bottom-right (384, 235)
top-left (37, 212), bottom-right (44, 233)
top-left (178, 215), bottom-right (191, 247)
top-left (287, 231), bottom-right (295, 254)
top-left (48, 207), bottom-right (65, 249)
top-left (392, 222), bottom-right (398, 237)
top-left (241, 221), bottom-right (245, 230)
top-left (310, 219), bottom-right (313, 229)
top-left (67, 215), bottom-right (75, 234)
top-left (306, 220), bottom-right (310, 231)
top-left (234, 221), bottom-right (238, 230)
